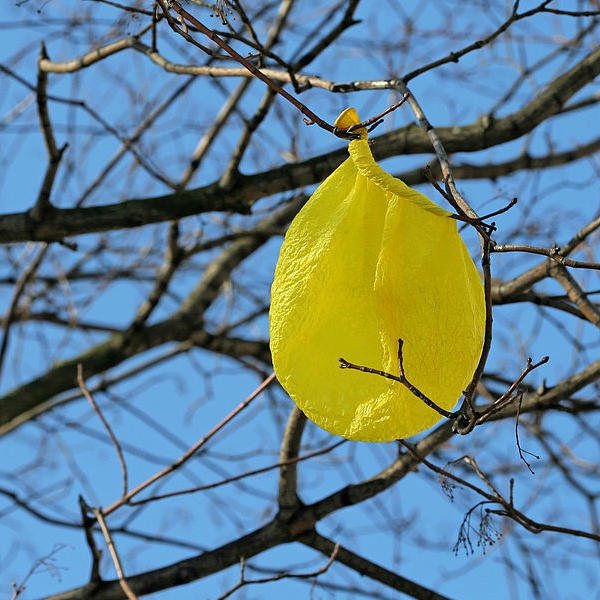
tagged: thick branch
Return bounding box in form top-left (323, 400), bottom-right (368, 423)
top-left (0, 197), bottom-right (304, 434)
top-left (304, 532), bottom-right (452, 600)
top-left (2, 46), bottom-right (599, 244)
top-left (41, 520), bottom-right (290, 600)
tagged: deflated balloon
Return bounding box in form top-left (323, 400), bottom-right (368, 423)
top-left (269, 108), bottom-right (485, 442)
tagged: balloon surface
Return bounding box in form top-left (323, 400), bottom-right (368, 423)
top-left (269, 108), bottom-right (485, 441)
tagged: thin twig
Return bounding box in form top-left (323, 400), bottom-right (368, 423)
top-left (126, 438), bottom-right (346, 506)
top-left (493, 213), bottom-right (600, 303)
top-left (474, 356), bottom-right (550, 426)
top-left (514, 393), bottom-right (539, 474)
top-left (9, 545), bottom-right (68, 599)
top-left (0, 245), bottom-right (48, 384)
top-left (127, 222), bottom-right (184, 333)
top-left (216, 543), bottom-right (340, 600)
top-left (396, 79), bottom-right (477, 218)
top-left (75, 77), bottom-right (195, 206)
top-left (403, 1), bottom-right (521, 82)
top-left (78, 364), bottom-right (129, 497)
top-left (102, 372), bottom-right (276, 516)
top-left (93, 508), bottom-right (138, 600)
top-left (492, 243), bottom-right (600, 269)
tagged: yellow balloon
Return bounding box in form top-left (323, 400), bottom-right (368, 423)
top-left (269, 108), bottom-right (485, 441)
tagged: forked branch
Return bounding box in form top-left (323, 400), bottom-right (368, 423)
top-left (340, 340), bottom-right (549, 434)
top-left (160, 0), bottom-right (407, 139)
top-left (339, 338), bottom-right (459, 420)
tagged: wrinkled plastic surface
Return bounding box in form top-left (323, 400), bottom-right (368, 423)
top-left (269, 108), bottom-right (485, 441)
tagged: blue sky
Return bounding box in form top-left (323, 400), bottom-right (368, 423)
top-left (1, 1), bottom-right (600, 599)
